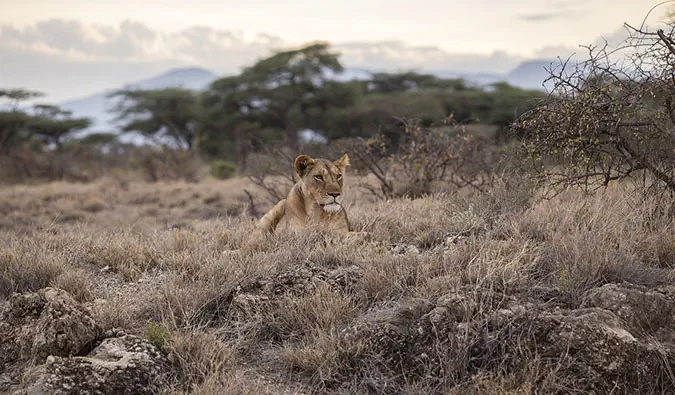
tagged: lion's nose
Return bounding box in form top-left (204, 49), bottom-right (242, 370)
top-left (328, 192), bottom-right (341, 198)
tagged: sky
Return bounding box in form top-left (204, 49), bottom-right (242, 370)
top-left (0, 0), bottom-right (666, 102)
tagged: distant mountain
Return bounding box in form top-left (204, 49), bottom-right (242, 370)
top-left (427, 70), bottom-right (504, 86)
top-left (59, 61), bottom-right (558, 141)
top-left (60, 67), bottom-right (218, 139)
top-left (505, 60), bottom-right (559, 91)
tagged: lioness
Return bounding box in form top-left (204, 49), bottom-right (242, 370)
top-left (256, 153), bottom-right (352, 234)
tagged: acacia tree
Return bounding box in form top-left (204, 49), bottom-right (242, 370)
top-left (517, 20), bottom-right (675, 197)
top-left (203, 42), bottom-right (346, 152)
top-left (109, 88), bottom-right (200, 150)
top-left (28, 104), bottom-right (91, 178)
top-left (0, 89), bottom-right (43, 153)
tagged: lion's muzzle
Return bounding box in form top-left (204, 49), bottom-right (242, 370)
top-left (320, 194), bottom-right (343, 213)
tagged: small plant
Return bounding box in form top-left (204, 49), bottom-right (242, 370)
top-left (144, 321), bottom-right (170, 352)
top-left (210, 159), bottom-right (237, 180)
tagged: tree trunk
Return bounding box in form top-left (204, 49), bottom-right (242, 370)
top-left (285, 125), bottom-right (299, 152)
top-left (56, 140), bottom-right (65, 180)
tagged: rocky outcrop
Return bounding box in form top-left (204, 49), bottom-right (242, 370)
top-left (337, 283), bottom-right (675, 394)
top-left (0, 288), bottom-right (101, 379)
top-left (229, 263), bottom-right (361, 317)
top-left (582, 282), bottom-right (675, 336)
top-left (0, 288), bottom-right (169, 395)
top-left (17, 333), bottom-right (169, 395)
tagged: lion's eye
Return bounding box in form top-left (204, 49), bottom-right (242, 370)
top-left (314, 175), bottom-right (324, 182)
top-left (336, 174), bottom-right (343, 181)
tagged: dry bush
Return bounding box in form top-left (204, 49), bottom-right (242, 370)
top-left (0, 142), bottom-right (212, 186)
top-left (517, 21), bottom-right (675, 203)
top-left (166, 329), bottom-right (237, 391)
top-left (336, 118), bottom-right (504, 199)
top-left (132, 147), bottom-right (206, 183)
top-left (243, 145), bottom-right (297, 205)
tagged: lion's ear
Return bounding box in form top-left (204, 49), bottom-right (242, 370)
top-left (334, 154), bottom-right (350, 170)
top-left (294, 154), bottom-right (315, 177)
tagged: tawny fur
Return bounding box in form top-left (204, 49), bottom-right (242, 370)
top-left (256, 153), bottom-right (352, 234)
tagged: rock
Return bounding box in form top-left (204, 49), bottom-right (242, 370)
top-left (582, 282), bottom-right (675, 334)
top-left (0, 287), bottom-right (101, 375)
top-left (1, 288), bottom-right (170, 395)
top-left (231, 293), bottom-right (270, 316)
top-left (260, 264), bottom-right (361, 297)
top-left (338, 288), bottom-right (675, 394)
top-left (339, 297), bottom-right (461, 384)
top-left (429, 293), bottom-right (478, 323)
top-left (390, 243), bottom-right (420, 256)
top-left (193, 263), bottom-right (362, 326)
top-left (16, 334), bottom-right (169, 395)
top-left (475, 305), bottom-right (674, 394)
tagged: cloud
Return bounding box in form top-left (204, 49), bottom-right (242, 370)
top-left (0, 19), bottom-right (285, 68)
top-left (0, 19), bottom-right (287, 101)
top-left (549, 0), bottom-right (586, 9)
top-left (535, 45), bottom-right (578, 59)
top-left (335, 41), bottom-right (522, 74)
top-left (0, 19), bottom-right (159, 59)
top-left (0, 18), bottom-right (591, 102)
top-left (516, 10), bottom-right (584, 22)
top-left (0, 19), bottom-right (523, 74)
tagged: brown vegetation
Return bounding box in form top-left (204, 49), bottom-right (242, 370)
top-left (1, 173), bottom-right (674, 394)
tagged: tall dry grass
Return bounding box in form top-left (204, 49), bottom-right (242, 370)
top-left (1, 175), bottom-right (673, 394)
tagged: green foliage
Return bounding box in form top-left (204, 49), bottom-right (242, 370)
top-left (1, 43), bottom-right (546, 183)
top-left (109, 88), bottom-right (201, 150)
top-left (516, 24), bottom-right (675, 196)
top-left (0, 89), bottom-right (43, 109)
top-left (210, 159), bottom-right (237, 180)
top-left (0, 89), bottom-right (44, 152)
top-left (367, 72), bottom-right (440, 93)
top-left (202, 41), bottom-right (351, 153)
top-left (144, 321), bottom-right (170, 352)
top-left (76, 133), bottom-right (118, 146)
top-left (0, 111), bottom-right (32, 152)
top-left (28, 104), bottom-right (91, 147)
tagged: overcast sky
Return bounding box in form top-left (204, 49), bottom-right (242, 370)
top-left (0, 0), bottom-right (666, 102)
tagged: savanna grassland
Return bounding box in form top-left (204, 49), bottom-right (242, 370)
top-left (1, 172), bottom-right (674, 394)
top-left (3, 13), bottom-right (675, 394)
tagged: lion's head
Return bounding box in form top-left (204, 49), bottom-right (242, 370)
top-left (294, 153), bottom-right (350, 213)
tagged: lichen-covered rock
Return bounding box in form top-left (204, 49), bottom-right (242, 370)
top-left (582, 282), bottom-right (675, 334)
top-left (339, 297), bottom-right (470, 382)
top-left (338, 288), bottom-right (675, 394)
top-left (262, 264), bottom-right (361, 296)
top-left (231, 293), bottom-right (270, 316)
top-left (0, 287), bottom-right (101, 376)
top-left (1, 288), bottom-right (170, 395)
top-left (194, 263), bottom-right (362, 326)
top-left (474, 306), bottom-right (674, 394)
top-left (426, 293), bottom-right (478, 325)
top-left (16, 333), bottom-right (170, 395)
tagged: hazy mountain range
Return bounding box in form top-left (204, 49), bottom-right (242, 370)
top-left (60, 59), bottom-right (557, 138)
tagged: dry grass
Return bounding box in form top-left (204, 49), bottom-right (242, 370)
top-left (1, 175), bottom-right (673, 394)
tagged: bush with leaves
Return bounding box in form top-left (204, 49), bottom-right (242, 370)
top-left (516, 21), bottom-right (675, 200)
top-left (210, 159), bottom-right (237, 180)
